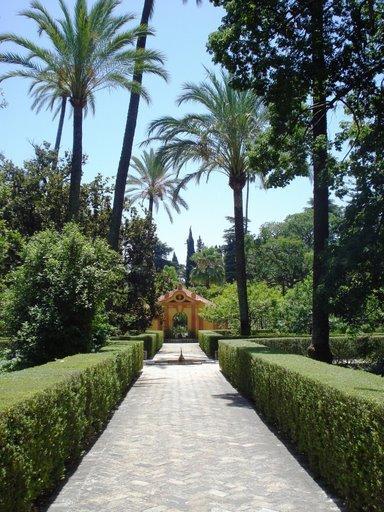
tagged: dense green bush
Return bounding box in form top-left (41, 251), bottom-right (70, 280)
top-left (219, 340), bottom-right (384, 512)
top-left (0, 340), bottom-right (143, 512)
top-left (200, 282), bottom-right (283, 332)
top-left (3, 224), bottom-right (122, 365)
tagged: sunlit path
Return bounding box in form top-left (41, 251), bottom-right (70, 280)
top-left (46, 343), bottom-right (342, 512)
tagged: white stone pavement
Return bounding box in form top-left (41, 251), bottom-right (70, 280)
top-left (46, 343), bottom-right (343, 512)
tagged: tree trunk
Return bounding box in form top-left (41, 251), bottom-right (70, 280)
top-left (54, 96), bottom-right (67, 154)
top-left (109, 0), bottom-right (154, 250)
top-left (245, 176), bottom-right (250, 234)
top-left (232, 179), bottom-right (250, 335)
top-left (68, 102), bottom-right (83, 220)
top-left (148, 194), bottom-right (154, 219)
top-left (308, 0), bottom-right (332, 363)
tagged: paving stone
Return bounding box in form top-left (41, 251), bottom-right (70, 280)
top-left (47, 343), bottom-right (343, 512)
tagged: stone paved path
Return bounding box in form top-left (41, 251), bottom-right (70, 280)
top-left (47, 343), bottom-right (342, 512)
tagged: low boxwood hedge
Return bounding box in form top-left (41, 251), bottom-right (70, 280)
top-left (198, 330), bottom-right (289, 358)
top-left (257, 335), bottom-right (384, 364)
top-left (199, 330), bottom-right (384, 364)
top-left (117, 332), bottom-right (160, 359)
top-left (146, 330), bottom-right (164, 352)
top-left (219, 340), bottom-right (384, 512)
top-left (0, 340), bottom-right (143, 512)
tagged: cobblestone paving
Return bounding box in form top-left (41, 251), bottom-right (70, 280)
top-left (47, 343), bottom-right (342, 512)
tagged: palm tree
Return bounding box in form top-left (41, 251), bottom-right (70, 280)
top-left (191, 247), bottom-right (224, 289)
top-left (148, 70), bottom-right (267, 335)
top-left (109, 0), bottom-right (202, 250)
top-left (127, 148), bottom-right (188, 222)
top-left (28, 69), bottom-right (69, 159)
top-left (0, 0), bottom-right (166, 220)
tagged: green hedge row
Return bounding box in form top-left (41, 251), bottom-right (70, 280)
top-left (198, 330), bottom-right (292, 358)
top-left (198, 330), bottom-right (384, 363)
top-left (0, 340), bottom-right (143, 512)
top-left (117, 331), bottom-right (163, 359)
top-left (146, 330), bottom-right (164, 351)
top-left (258, 335), bottom-right (384, 363)
top-left (218, 340), bottom-right (384, 512)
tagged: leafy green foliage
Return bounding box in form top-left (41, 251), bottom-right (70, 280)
top-left (127, 148), bottom-right (188, 221)
top-left (0, 145), bottom-right (115, 240)
top-left (191, 247), bottom-right (224, 288)
top-left (201, 282), bottom-right (283, 333)
top-left (248, 236), bottom-right (309, 294)
top-left (108, 210), bottom-right (157, 334)
top-left (0, 220), bottom-right (24, 278)
top-left (3, 224), bottom-right (121, 365)
top-left (0, 340), bottom-right (143, 512)
top-left (155, 265), bottom-right (179, 297)
top-left (329, 91), bottom-right (384, 326)
top-left (219, 340), bottom-right (384, 512)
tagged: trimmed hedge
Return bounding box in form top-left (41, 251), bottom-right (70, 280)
top-left (146, 330), bottom-right (164, 352)
top-left (118, 332), bottom-right (159, 359)
top-left (198, 330), bottom-right (280, 358)
top-left (0, 340), bottom-right (143, 512)
top-left (219, 340), bottom-right (384, 512)
top-left (198, 330), bottom-right (384, 364)
top-left (258, 335), bottom-right (384, 363)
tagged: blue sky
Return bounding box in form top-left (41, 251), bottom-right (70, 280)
top-left (0, 0), bottom-right (330, 262)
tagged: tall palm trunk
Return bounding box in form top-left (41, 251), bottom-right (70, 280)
top-left (54, 96), bottom-right (67, 153)
top-left (232, 177), bottom-right (250, 335)
top-left (245, 176), bottom-right (250, 233)
top-left (53, 96), bottom-right (67, 170)
top-left (109, 0), bottom-right (154, 249)
top-left (148, 194), bottom-right (154, 219)
top-left (308, 0), bottom-right (332, 363)
top-left (68, 102), bottom-right (83, 220)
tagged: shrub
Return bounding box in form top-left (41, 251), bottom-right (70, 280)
top-left (146, 330), bottom-right (164, 351)
top-left (3, 224), bottom-right (122, 365)
top-left (0, 340), bottom-right (143, 512)
top-left (200, 282), bottom-right (283, 332)
top-left (219, 340), bottom-right (384, 512)
top-left (116, 331), bottom-right (162, 359)
top-left (257, 335), bottom-right (384, 364)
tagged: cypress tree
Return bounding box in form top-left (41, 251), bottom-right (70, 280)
top-left (185, 228), bottom-right (196, 287)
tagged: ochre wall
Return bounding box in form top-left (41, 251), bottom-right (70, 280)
top-left (150, 300), bottom-right (217, 336)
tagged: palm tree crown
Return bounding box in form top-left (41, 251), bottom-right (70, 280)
top-left (148, 69), bottom-right (266, 189)
top-left (127, 149), bottom-right (188, 222)
top-left (0, 0), bottom-right (167, 218)
top-left (191, 247), bottom-right (224, 289)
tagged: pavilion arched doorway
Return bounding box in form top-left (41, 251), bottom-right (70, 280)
top-left (172, 312), bottom-right (188, 338)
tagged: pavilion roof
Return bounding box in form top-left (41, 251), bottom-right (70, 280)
top-left (158, 284), bottom-right (213, 306)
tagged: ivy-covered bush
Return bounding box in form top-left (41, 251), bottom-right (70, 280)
top-left (219, 340), bottom-right (384, 512)
top-left (3, 224), bottom-right (122, 365)
top-left (0, 340), bottom-right (143, 512)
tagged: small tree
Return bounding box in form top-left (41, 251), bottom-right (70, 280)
top-left (185, 227), bottom-right (196, 287)
top-left (109, 209), bottom-right (157, 333)
top-left (4, 224), bottom-right (121, 365)
top-left (191, 247), bottom-right (224, 289)
top-left (155, 265), bottom-right (179, 297)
